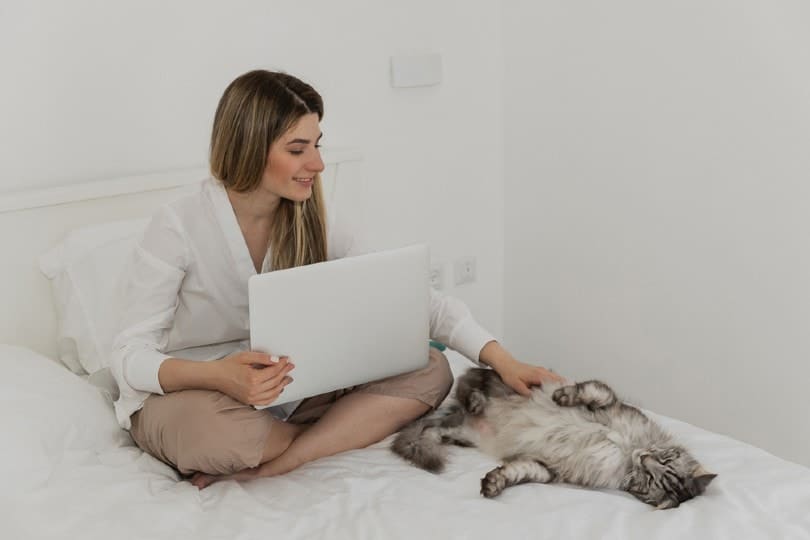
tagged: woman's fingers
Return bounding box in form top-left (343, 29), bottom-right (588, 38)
top-left (258, 373), bottom-right (293, 393)
top-left (253, 376), bottom-right (293, 406)
top-left (509, 378), bottom-right (532, 397)
top-left (527, 366), bottom-right (564, 386)
top-left (544, 369), bottom-right (565, 384)
top-left (258, 360), bottom-right (294, 385)
top-left (229, 353), bottom-right (294, 405)
top-left (236, 351), bottom-right (276, 367)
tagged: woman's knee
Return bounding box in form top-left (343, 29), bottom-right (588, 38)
top-left (356, 348), bottom-right (455, 410)
top-left (408, 348), bottom-right (454, 409)
top-left (427, 349), bottom-right (454, 399)
top-left (132, 390), bottom-right (275, 475)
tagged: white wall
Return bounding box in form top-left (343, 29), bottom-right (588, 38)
top-left (503, 0), bottom-right (810, 466)
top-left (0, 1), bottom-right (505, 336)
top-left (8, 0), bottom-right (805, 468)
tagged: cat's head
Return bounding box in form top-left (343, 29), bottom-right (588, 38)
top-left (622, 446), bottom-right (717, 509)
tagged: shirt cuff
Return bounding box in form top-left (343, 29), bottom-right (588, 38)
top-left (123, 348), bottom-right (172, 395)
top-left (448, 317), bottom-right (497, 367)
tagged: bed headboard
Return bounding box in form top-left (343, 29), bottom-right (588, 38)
top-left (0, 147), bottom-right (363, 361)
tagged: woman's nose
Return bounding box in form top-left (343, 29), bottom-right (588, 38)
top-left (308, 150), bottom-right (325, 173)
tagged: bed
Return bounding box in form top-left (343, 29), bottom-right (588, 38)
top-left (1, 153), bottom-right (809, 540)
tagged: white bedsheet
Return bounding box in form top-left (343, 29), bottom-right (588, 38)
top-left (2, 344), bottom-right (809, 540)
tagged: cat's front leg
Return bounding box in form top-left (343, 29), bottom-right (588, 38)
top-left (480, 457), bottom-right (555, 498)
top-left (552, 380), bottom-right (617, 410)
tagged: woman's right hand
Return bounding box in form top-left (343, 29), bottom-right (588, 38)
top-left (214, 351), bottom-right (294, 407)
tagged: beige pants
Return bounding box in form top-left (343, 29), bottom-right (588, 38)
top-left (130, 348), bottom-right (453, 475)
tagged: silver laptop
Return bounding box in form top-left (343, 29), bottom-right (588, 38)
top-left (248, 244), bottom-right (430, 407)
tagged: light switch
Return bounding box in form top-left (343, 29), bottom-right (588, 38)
top-left (390, 53), bottom-right (443, 88)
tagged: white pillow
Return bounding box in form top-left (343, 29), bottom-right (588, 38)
top-left (39, 218), bottom-right (148, 375)
top-left (0, 345), bottom-right (130, 490)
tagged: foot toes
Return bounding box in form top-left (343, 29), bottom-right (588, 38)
top-left (552, 386), bottom-right (576, 406)
top-left (189, 472), bottom-right (218, 490)
top-left (480, 469), bottom-right (506, 498)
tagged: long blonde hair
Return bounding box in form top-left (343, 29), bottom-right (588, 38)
top-left (209, 70), bottom-right (327, 271)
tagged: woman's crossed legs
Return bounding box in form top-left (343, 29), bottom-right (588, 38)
top-left (130, 348), bottom-right (453, 488)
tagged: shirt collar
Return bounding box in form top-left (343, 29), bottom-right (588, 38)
top-left (205, 178), bottom-right (258, 281)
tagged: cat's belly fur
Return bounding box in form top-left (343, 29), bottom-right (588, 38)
top-left (468, 390), bottom-right (629, 488)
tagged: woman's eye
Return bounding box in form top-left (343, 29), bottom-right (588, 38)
top-left (289, 143), bottom-right (321, 155)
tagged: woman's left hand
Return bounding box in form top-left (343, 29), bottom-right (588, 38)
top-left (494, 358), bottom-right (565, 397)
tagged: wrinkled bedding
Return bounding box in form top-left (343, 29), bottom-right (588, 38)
top-left (2, 345), bottom-right (809, 540)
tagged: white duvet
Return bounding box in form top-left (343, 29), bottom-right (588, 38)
top-left (2, 344), bottom-right (809, 540)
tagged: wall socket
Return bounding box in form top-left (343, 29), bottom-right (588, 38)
top-left (454, 256), bottom-right (477, 285)
top-left (429, 262), bottom-right (445, 290)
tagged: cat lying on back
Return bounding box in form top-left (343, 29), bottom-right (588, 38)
top-left (392, 368), bottom-right (716, 509)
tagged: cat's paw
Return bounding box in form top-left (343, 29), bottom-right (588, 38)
top-left (480, 468), bottom-right (507, 498)
top-left (465, 390), bottom-right (487, 415)
top-left (552, 386), bottom-right (579, 407)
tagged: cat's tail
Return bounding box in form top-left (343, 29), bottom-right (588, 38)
top-left (391, 411), bottom-right (452, 473)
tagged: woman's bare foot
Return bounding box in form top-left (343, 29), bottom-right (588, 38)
top-left (189, 471), bottom-right (218, 489)
top-left (189, 421), bottom-right (310, 489)
top-left (189, 467), bottom-right (262, 489)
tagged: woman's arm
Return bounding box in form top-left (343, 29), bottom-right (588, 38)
top-left (109, 206), bottom-right (189, 398)
top-left (158, 353), bottom-right (294, 406)
top-left (427, 289), bottom-right (563, 394)
top-left (157, 357), bottom-right (222, 393)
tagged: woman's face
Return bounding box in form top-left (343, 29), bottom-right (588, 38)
top-left (261, 113), bottom-right (324, 202)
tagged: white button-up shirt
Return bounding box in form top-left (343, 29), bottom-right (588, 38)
top-left (110, 178), bottom-right (495, 429)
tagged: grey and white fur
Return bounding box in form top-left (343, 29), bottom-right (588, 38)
top-left (392, 368), bottom-right (716, 509)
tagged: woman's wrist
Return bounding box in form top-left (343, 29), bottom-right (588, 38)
top-left (478, 340), bottom-right (517, 373)
top-left (158, 357), bottom-right (224, 393)
top-left (202, 359), bottom-right (227, 393)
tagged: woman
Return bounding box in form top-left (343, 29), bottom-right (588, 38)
top-left (110, 69), bottom-right (563, 489)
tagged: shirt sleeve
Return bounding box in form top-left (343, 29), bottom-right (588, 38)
top-left (109, 205), bottom-right (189, 395)
top-left (329, 216), bottom-right (495, 365)
top-left (428, 288), bottom-right (496, 366)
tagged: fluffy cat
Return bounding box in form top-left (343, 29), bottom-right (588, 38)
top-left (392, 368), bottom-right (716, 509)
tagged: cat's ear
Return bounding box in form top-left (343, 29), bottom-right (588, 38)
top-left (692, 466), bottom-right (717, 492)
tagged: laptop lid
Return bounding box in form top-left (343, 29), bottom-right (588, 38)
top-left (248, 244), bottom-right (430, 407)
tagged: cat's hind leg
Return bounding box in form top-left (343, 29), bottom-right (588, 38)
top-left (456, 368), bottom-right (514, 416)
top-left (480, 456), bottom-right (555, 498)
top-left (552, 380), bottom-right (617, 410)
top-left (391, 405), bottom-right (474, 472)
